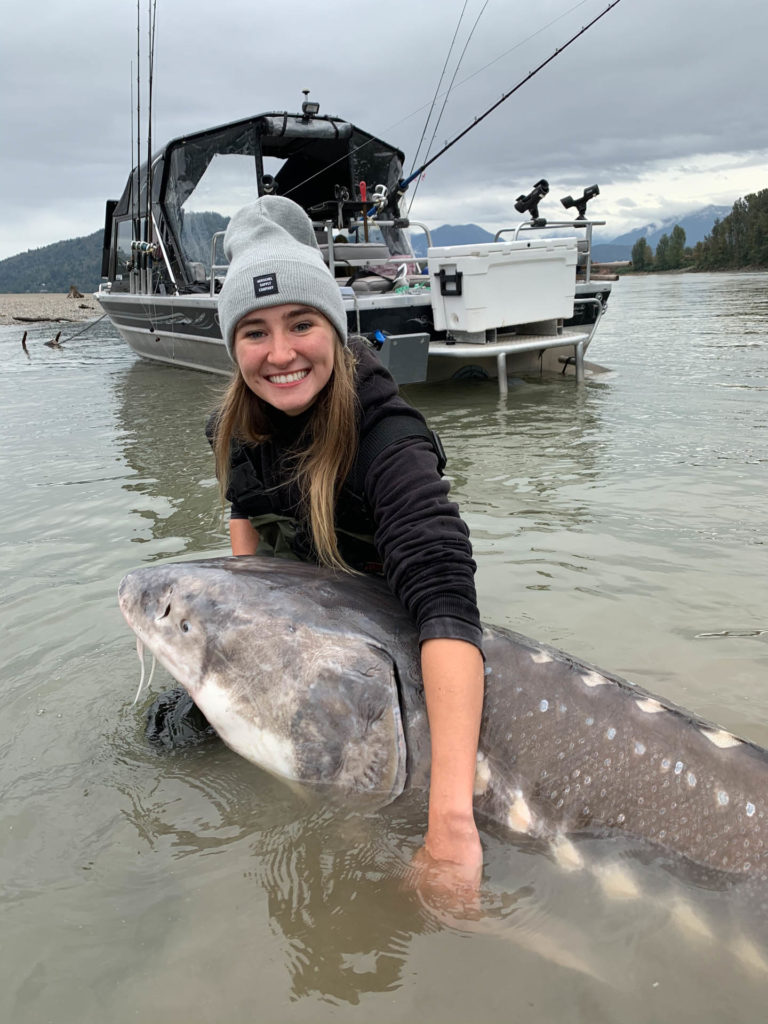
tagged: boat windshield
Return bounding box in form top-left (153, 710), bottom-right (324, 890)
top-left (159, 114), bottom-right (411, 289)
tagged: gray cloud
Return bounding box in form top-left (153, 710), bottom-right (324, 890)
top-left (1, 0), bottom-right (766, 258)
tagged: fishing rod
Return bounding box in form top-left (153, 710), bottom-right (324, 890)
top-left (146, 0), bottom-right (153, 228)
top-left (136, 1), bottom-right (141, 236)
top-left (397, 0), bottom-right (623, 195)
top-left (146, 0), bottom-right (158, 228)
top-left (130, 63), bottom-right (135, 227)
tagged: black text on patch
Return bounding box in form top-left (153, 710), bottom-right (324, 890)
top-left (253, 273), bottom-right (279, 297)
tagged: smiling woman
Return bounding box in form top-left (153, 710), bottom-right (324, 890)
top-left (192, 195), bottom-right (487, 899)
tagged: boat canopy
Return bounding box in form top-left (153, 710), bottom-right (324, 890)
top-left (110, 112), bottom-right (409, 292)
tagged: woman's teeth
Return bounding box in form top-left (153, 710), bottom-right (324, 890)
top-left (268, 370), bottom-right (310, 384)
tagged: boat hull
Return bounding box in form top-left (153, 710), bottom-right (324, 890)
top-left (98, 287), bottom-right (608, 384)
top-left (97, 293), bottom-right (232, 375)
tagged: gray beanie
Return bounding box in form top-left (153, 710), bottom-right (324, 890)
top-left (217, 195), bottom-right (348, 361)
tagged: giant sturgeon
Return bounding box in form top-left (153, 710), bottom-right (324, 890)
top-left (118, 556), bottom-right (768, 881)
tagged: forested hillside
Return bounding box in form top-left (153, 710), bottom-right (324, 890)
top-left (627, 189), bottom-right (767, 272)
top-left (0, 211), bottom-right (231, 293)
top-left (0, 231), bottom-right (103, 293)
top-left (692, 189), bottom-right (768, 269)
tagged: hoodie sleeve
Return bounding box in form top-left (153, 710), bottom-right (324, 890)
top-left (352, 341), bottom-right (482, 651)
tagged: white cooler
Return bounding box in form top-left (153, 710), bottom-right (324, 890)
top-left (428, 237), bottom-right (578, 336)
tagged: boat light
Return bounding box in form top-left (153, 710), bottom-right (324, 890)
top-left (301, 89), bottom-right (320, 118)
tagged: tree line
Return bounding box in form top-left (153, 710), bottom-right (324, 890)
top-left (629, 188), bottom-right (768, 272)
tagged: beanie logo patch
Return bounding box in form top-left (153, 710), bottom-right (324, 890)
top-left (253, 273), bottom-right (279, 298)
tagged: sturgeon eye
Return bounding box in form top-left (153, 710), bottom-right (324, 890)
top-left (180, 620), bottom-right (190, 633)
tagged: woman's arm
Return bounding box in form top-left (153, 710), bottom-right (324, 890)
top-left (416, 637), bottom-right (484, 894)
top-left (230, 517), bottom-right (260, 555)
top-left (361, 432), bottom-right (485, 897)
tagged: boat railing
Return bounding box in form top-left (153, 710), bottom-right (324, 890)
top-left (323, 219), bottom-right (433, 276)
top-left (207, 220), bottom-right (434, 294)
top-left (205, 220), bottom-right (607, 294)
top-left (343, 220), bottom-right (432, 252)
top-left (209, 231), bottom-right (228, 297)
top-left (493, 219), bottom-right (605, 284)
top-left (152, 212), bottom-right (178, 292)
top-left (572, 295), bottom-right (604, 353)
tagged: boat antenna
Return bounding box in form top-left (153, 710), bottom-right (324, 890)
top-left (408, 1), bottom-right (468, 183)
top-left (398, 0), bottom-right (623, 195)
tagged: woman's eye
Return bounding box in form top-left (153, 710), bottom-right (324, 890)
top-left (293, 321), bottom-right (312, 332)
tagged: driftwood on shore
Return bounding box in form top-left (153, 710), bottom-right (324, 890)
top-left (14, 315), bottom-right (78, 323)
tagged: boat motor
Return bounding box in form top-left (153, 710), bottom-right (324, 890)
top-left (561, 184), bottom-right (599, 219)
top-left (514, 179), bottom-right (549, 224)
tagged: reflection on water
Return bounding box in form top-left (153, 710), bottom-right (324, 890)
top-left (111, 361), bottom-right (226, 557)
top-left (1, 272), bottom-right (768, 1022)
top-left (244, 807), bottom-right (422, 1004)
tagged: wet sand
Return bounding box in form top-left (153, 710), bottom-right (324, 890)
top-left (0, 292), bottom-right (101, 326)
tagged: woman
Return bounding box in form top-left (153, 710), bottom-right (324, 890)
top-left (211, 196), bottom-right (484, 895)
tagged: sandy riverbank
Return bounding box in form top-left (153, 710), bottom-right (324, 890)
top-left (0, 292), bottom-right (102, 326)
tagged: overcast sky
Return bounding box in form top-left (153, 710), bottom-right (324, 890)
top-left (1, 0), bottom-right (766, 260)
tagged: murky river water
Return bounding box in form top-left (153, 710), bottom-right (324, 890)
top-left (2, 272), bottom-right (767, 1022)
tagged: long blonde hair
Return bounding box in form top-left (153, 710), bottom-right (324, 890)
top-left (212, 336), bottom-right (359, 571)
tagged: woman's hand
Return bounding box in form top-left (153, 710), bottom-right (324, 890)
top-left (410, 817), bottom-right (483, 904)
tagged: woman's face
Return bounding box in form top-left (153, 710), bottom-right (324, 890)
top-left (233, 304), bottom-right (336, 416)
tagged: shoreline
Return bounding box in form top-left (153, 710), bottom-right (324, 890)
top-left (0, 292), bottom-right (101, 326)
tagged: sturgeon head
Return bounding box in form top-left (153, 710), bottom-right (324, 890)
top-left (118, 557), bottom-right (420, 804)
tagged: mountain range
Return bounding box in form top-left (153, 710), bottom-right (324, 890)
top-left (409, 205), bottom-right (731, 262)
top-left (0, 205), bottom-right (733, 292)
top-left (591, 205), bottom-right (731, 261)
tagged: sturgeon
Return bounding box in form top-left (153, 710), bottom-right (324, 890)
top-left (118, 557), bottom-right (768, 881)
